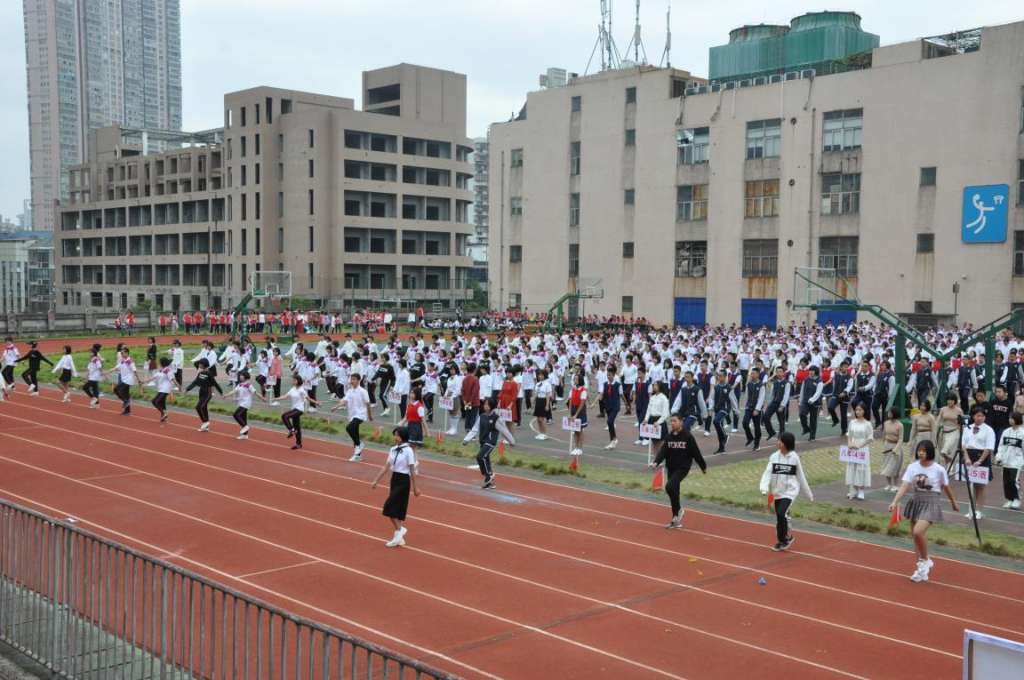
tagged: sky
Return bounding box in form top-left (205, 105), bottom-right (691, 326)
top-left (0, 0), bottom-right (1020, 224)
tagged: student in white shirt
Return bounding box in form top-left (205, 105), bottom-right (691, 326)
top-left (890, 440), bottom-right (959, 582)
top-left (107, 349), bottom-right (142, 415)
top-left (223, 370), bottom-right (266, 439)
top-left (282, 375), bottom-right (318, 450)
top-left (146, 357), bottom-right (176, 422)
top-left (51, 345), bottom-right (78, 403)
top-left (759, 432), bottom-right (813, 551)
top-left (2, 337), bottom-right (20, 393)
top-left (333, 374), bottom-right (372, 461)
top-left (961, 407), bottom-right (996, 518)
top-left (83, 344), bottom-right (103, 408)
top-left (167, 340), bottom-right (185, 391)
top-left (995, 412), bottom-right (1024, 509)
top-left (371, 426), bottom-right (420, 547)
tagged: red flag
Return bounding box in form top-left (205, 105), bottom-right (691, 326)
top-left (568, 456), bottom-right (578, 473)
top-left (651, 467), bottom-right (664, 491)
top-left (767, 493), bottom-right (775, 508)
top-left (888, 505), bottom-right (901, 528)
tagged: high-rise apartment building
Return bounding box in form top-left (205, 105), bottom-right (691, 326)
top-left (472, 138), bottom-right (489, 245)
top-left (23, 0), bottom-right (182, 231)
top-left (488, 16), bottom-right (1024, 327)
top-left (54, 64), bottom-right (477, 313)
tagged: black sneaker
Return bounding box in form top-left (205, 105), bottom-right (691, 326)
top-left (482, 477), bottom-right (496, 489)
top-left (771, 542), bottom-right (785, 552)
top-left (714, 447), bottom-right (725, 454)
top-left (744, 439), bottom-right (753, 447)
top-left (286, 430), bottom-right (294, 439)
top-left (783, 535), bottom-right (795, 550)
top-left (765, 432), bottom-right (776, 442)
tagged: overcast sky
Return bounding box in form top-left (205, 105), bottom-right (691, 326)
top-left (0, 0), bottom-right (1020, 223)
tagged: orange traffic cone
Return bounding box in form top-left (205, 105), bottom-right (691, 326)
top-left (498, 441), bottom-right (506, 461)
top-left (374, 426), bottom-right (383, 439)
top-left (568, 456), bottom-right (578, 473)
top-left (435, 431), bottom-right (442, 446)
top-left (651, 467), bottom-right (663, 491)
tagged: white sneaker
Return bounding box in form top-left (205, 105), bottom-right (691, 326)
top-left (63, 393), bottom-right (70, 402)
top-left (975, 511), bottom-right (984, 520)
top-left (572, 448), bottom-right (583, 456)
top-left (271, 401), bottom-right (280, 406)
top-left (308, 407), bottom-right (318, 413)
top-left (910, 562), bottom-right (928, 583)
top-left (534, 434), bottom-right (547, 440)
top-left (964, 511), bottom-right (975, 519)
top-left (604, 440), bottom-right (616, 450)
top-left (381, 409), bottom-right (390, 417)
top-left (29, 390), bottom-right (38, 397)
top-left (445, 429), bottom-right (456, 436)
top-left (240, 425), bottom-right (250, 435)
top-left (237, 434), bottom-right (248, 440)
top-left (1003, 500), bottom-right (1014, 509)
top-left (730, 428), bottom-right (738, 433)
top-left (90, 398), bottom-right (99, 408)
top-left (199, 422), bottom-right (210, 432)
top-left (856, 491), bottom-right (865, 500)
top-left (702, 430), bottom-right (710, 437)
top-left (633, 439), bottom-right (644, 445)
top-left (1012, 500), bottom-right (1021, 509)
top-left (846, 487), bottom-right (855, 499)
top-left (398, 526), bottom-right (407, 537)
top-left (385, 534), bottom-right (405, 548)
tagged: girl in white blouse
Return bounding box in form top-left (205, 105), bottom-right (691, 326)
top-left (846, 403), bottom-right (873, 499)
top-left (51, 345), bottom-right (78, 403)
top-left (372, 426), bottom-right (421, 547)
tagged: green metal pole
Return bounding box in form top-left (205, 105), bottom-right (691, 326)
top-left (985, 335), bottom-right (996, 395)
top-left (894, 331), bottom-right (911, 440)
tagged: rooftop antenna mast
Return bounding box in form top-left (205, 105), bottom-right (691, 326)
top-left (659, 0), bottom-right (671, 67)
top-left (585, 0), bottom-right (622, 74)
top-left (623, 0), bottom-right (649, 64)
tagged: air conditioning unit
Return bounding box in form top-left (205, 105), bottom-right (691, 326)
top-left (769, 74), bottom-right (783, 84)
top-left (801, 68), bottom-right (816, 79)
top-left (738, 79), bottom-right (751, 88)
top-left (752, 76), bottom-right (767, 86)
top-left (784, 71), bottom-right (800, 81)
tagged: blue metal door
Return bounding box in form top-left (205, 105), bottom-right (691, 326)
top-left (674, 297), bottom-right (706, 327)
top-left (816, 309), bottom-right (856, 326)
top-left (741, 299), bottom-right (777, 329)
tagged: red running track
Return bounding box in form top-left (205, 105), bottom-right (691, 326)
top-left (1, 388), bottom-right (1023, 679)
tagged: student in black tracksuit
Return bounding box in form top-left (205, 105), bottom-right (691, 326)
top-left (16, 341), bottom-right (53, 394)
top-left (185, 359), bottom-right (223, 431)
top-left (743, 368), bottom-right (766, 451)
top-left (654, 414), bottom-right (707, 528)
top-left (710, 372), bottom-right (734, 454)
top-left (798, 366), bottom-right (825, 441)
top-left (476, 397), bottom-right (500, 489)
top-left (828, 359), bottom-right (853, 435)
top-left (762, 366), bottom-right (790, 441)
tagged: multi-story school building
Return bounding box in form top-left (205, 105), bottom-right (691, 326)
top-left (487, 15), bottom-right (1024, 328)
top-left (54, 64), bottom-right (477, 312)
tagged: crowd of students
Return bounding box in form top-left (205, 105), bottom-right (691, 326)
top-left (3, 319), bottom-right (1024, 573)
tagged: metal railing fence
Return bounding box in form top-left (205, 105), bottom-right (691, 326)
top-left (0, 499), bottom-right (457, 679)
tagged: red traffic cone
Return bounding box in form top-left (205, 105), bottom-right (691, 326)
top-left (435, 431), bottom-right (442, 446)
top-left (651, 467), bottom-right (664, 491)
top-left (374, 426), bottom-right (383, 439)
top-left (568, 456), bottom-right (578, 473)
top-left (498, 441), bottom-right (506, 461)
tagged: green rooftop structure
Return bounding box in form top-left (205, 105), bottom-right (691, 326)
top-left (709, 11), bottom-right (880, 83)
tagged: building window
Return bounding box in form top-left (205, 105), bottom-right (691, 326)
top-left (308, 262), bottom-right (314, 289)
top-left (676, 185), bottom-right (708, 221)
top-left (746, 119), bottom-right (781, 159)
top-left (622, 295), bottom-right (634, 313)
top-left (308, 189), bottom-right (314, 215)
top-left (914, 301), bottom-right (933, 314)
top-left (624, 189), bottom-right (635, 205)
top-left (510, 148), bottom-right (523, 168)
top-left (240, 136), bottom-right (247, 157)
top-left (1014, 231), bottom-right (1024, 276)
top-left (742, 239), bottom-right (778, 278)
top-left (241, 107), bottom-right (247, 127)
top-left (570, 142), bottom-right (581, 175)
top-left (308, 129), bottom-right (314, 148)
top-left (744, 179), bottom-right (780, 218)
top-left (278, 192), bottom-right (284, 218)
top-left (821, 173), bottom-right (861, 215)
top-left (508, 293), bottom-right (521, 309)
top-left (277, 227), bottom-right (284, 253)
top-left (678, 127), bottom-right (709, 165)
top-left (823, 109), bottom-right (863, 152)
top-left (255, 134), bottom-right (260, 155)
top-left (510, 196), bottom-right (523, 216)
top-left (625, 129), bottom-right (636, 146)
top-left (625, 87), bottom-right (637, 104)
top-left (920, 167), bottom-right (936, 187)
top-left (622, 242), bottom-right (634, 258)
top-left (1018, 159), bottom-right (1024, 206)
top-left (571, 95), bottom-right (581, 112)
top-left (309, 159), bottom-right (314, 178)
top-left (308, 225), bottom-right (314, 252)
top-left (569, 193), bottom-right (580, 226)
top-left (509, 245), bottom-right (522, 263)
top-left (675, 241), bottom-right (707, 277)
top-left (818, 236), bottom-right (859, 277)
top-left (568, 244), bottom-right (579, 278)
top-left (917, 233), bottom-right (935, 253)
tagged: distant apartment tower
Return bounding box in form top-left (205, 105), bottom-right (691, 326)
top-left (0, 231), bottom-right (53, 314)
top-left (54, 64), bottom-right (477, 313)
top-left (23, 0), bottom-right (183, 231)
top-left (472, 138), bottom-right (489, 245)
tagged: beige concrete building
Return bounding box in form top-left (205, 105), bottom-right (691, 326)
top-left (488, 19), bottom-right (1024, 328)
top-left (54, 64), bottom-right (476, 312)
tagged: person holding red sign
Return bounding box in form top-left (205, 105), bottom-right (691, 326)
top-left (961, 407), bottom-right (995, 519)
top-left (890, 441), bottom-right (958, 582)
top-left (759, 431), bottom-right (813, 551)
top-left (568, 372), bottom-right (589, 456)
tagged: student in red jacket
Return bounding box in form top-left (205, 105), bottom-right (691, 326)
top-left (460, 363), bottom-right (480, 437)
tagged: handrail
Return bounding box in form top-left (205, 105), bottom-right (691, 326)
top-left (0, 498), bottom-right (459, 679)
